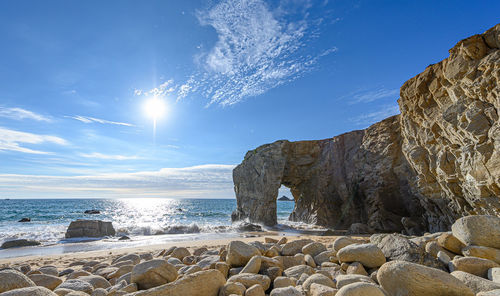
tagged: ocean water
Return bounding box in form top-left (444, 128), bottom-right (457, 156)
top-left (0, 198), bottom-right (298, 253)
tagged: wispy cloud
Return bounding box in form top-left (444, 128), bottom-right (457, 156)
top-left (79, 152), bottom-right (139, 160)
top-left (0, 107), bottom-right (51, 122)
top-left (66, 115), bottom-right (134, 127)
top-left (350, 104), bottom-right (400, 127)
top-left (343, 87), bottom-right (399, 104)
top-left (0, 164), bottom-right (236, 198)
top-left (0, 127), bottom-right (67, 154)
top-left (135, 0), bottom-right (338, 106)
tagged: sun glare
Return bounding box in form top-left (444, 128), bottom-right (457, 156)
top-left (144, 97), bottom-right (167, 120)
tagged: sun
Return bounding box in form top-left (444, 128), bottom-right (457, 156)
top-left (144, 97), bottom-right (167, 120)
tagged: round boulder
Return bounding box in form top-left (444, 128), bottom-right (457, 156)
top-left (337, 243), bottom-right (385, 268)
top-left (336, 282), bottom-right (386, 296)
top-left (452, 215), bottom-right (500, 249)
top-left (131, 259), bottom-right (177, 290)
top-left (226, 241), bottom-right (260, 267)
top-left (377, 260), bottom-right (474, 296)
top-left (0, 286), bottom-right (57, 296)
top-left (0, 269), bottom-right (35, 293)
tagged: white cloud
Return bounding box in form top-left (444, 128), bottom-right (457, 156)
top-left (0, 127), bottom-right (67, 154)
top-left (80, 152), bottom-right (139, 160)
top-left (139, 0), bottom-right (338, 106)
top-left (343, 88), bottom-right (399, 104)
top-left (0, 164), bottom-right (236, 198)
top-left (0, 107), bottom-right (51, 122)
top-left (66, 115), bottom-right (134, 127)
top-left (350, 104), bottom-right (400, 127)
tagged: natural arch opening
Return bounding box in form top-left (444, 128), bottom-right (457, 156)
top-left (276, 185), bottom-right (295, 224)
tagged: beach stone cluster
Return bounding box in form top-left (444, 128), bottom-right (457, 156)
top-left (2, 215), bottom-right (500, 295)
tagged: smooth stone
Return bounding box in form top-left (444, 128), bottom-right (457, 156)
top-left (346, 262), bottom-right (368, 276)
top-left (314, 250), bottom-right (336, 265)
top-left (377, 260), bottom-right (474, 296)
top-left (452, 215), bottom-right (500, 249)
top-left (302, 274), bottom-right (335, 292)
top-left (302, 242), bottom-right (327, 258)
top-left (227, 273), bottom-right (271, 290)
top-left (130, 270), bottom-right (225, 296)
top-left (245, 284), bottom-right (265, 296)
top-left (218, 282), bottom-right (246, 296)
top-left (336, 282), bottom-right (386, 296)
top-left (0, 269), bottom-right (36, 292)
top-left (269, 286), bottom-right (302, 296)
top-left (437, 250), bottom-right (451, 265)
top-left (305, 254), bottom-right (316, 268)
top-left (29, 274), bottom-right (63, 290)
top-left (56, 279), bottom-right (94, 294)
top-left (112, 254), bottom-right (140, 265)
top-left (337, 243), bottom-right (386, 268)
top-left (437, 232), bottom-right (465, 254)
top-left (449, 256), bottom-right (499, 277)
top-left (131, 259), bottom-right (177, 290)
top-left (226, 241), bottom-right (260, 267)
top-left (334, 274), bottom-right (374, 289)
top-left (452, 271), bottom-right (500, 294)
top-left (332, 237), bottom-right (361, 252)
top-left (240, 255), bottom-right (261, 274)
top-left (283, 265), bottom-right (314, 279)
top-left (281, 239), bottom-right (314, 256)
top-left (489, 268), bottom-right (500, 283)
top-left (273, 276), bottom-right (296, 288)
top-left (0, 286), bottom-right (57, 296)
top-left (78, 275), bottom-right (111, 289)
top-left (309, 283), bottom-right (338, 296)
top-left (477, 290), bottom-right (500, 296)
top-left (170, 247), bottom-right (191, 260)
top-left (39, 266), bottom-right (58, 277)
top-left (463, 246), bottom-right (500, 264)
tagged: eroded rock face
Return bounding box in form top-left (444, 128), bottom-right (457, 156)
top-left (233, 116), bottom-right (427, 233)
top-left (399, 24), bottom-right (500, 227)
top-left (232, 24), bottom-right (500, 233)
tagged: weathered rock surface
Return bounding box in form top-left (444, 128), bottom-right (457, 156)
top-left (0, 269), bottom-right (35, 293)
top-left (130, 259), bottom-right (177, 290)
top-left (1, 239), bottom-right (41, 249)
top-left (377, 260), bottom-right (474, 295)
top-left (65, 220), bottom-right (115, 238)
top-left (232, 24), bottom-right (500, 232)
top-left (0, 286), bottom-right (57, 296)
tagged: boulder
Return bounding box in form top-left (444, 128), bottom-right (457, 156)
top-left (112, 254), bottom-right (140, 265)
top-left (333, 237), bottom-right (362, 252)
top-left (314, 250), bottom-right (336, 265)
top-left (29, 274), bottom-right (63, 290)
top-left (463, 246), bottom-right (500, 264)
top-left (283, 265), bottom-right (314, 279)
top-left (377, 260), bottom-right (474, 296)
top-left (170, 247), bottom-right (190, 260)
top-left (38, 266), bottom-right (58, 277)
top-left (235, 222), bottom-right (262, 232)
top-left (0, 269), bottom-right (35, 292)
top-left (0, 286), bottom-right (57, 296)
top-left (227, 273), bottom-right (271, 290)
top-left (218, 282), bottom-right (246, 296)
top-left (302, 274), bottom-right (335, 292)
top-left (128, 270), bottom-right (225, 296)
top-left (240, 256), bottom-right (261, 274)
top-left (477, 290), bottom-right (500, 296)
top-left (452, 216), bottom-right (500, 249)
top-left (281, 239), bottom-right (314, 256)
top-left (371, 233), bottom-right (444, 270)
top-left (302, 242), bottom-right (327, 258)
top-left (309, 283), bottom-right (337, 296)
top-left (269, 286), bottom-right (302, 296)
top-left (437, 232), bottom-right (465, 254)
top-left (490, 268), bottom-right (500, 283)
top-left (452, 271), bottom-right (500, 294)
top-left (245, 284), bottom-right (265, 296)
top-left (334, 274), bottom-right (374, 289)
top-left (65, 220), bottom-right (115, 238)
top-left (449, 256), bottom-right (499, 277)
top-left (336, 282), bottom-right (386, 296)
top-left (55, 279), bottom-right (94, 294)
top-left (226, 241), bottom-right (260, 267)
top-left (130, 259), bottom-right (177, 290)
top-left (337, 243), bottom-right (385, 268)
top-left (1, 239), bottom-right (40, 249)
top-left (77, 275), bottom-right (111, 289)
top-left (274, 276), bottom-right (296, 288)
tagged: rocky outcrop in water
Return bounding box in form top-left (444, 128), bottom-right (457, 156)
top-left (232, 24), bottom-right (500, 232)
top-left (65, 220), bottom-right (115, 238)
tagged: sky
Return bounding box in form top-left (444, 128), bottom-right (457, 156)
top-left (0, 0), bottom-right (498, 199)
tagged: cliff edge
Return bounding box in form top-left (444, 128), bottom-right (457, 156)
top-left (232, 24), bottom-right (500, 233)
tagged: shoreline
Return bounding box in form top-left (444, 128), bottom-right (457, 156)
top-left (0, 232), bottom-right (340, 267)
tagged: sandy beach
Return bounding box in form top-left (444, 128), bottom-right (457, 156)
top-left (0, 232), bottom-right (342, 268)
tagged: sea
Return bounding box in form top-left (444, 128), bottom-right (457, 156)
top-left (0, 198), bottom-right (314, 259)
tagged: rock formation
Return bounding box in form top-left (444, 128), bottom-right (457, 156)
top-left (232, 24), bottom-right (500, 233)
top-left (65, 220), bottom-right (115, 238)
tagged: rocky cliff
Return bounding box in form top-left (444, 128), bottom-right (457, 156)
top-left (232, 24), bottom-right (500, 233)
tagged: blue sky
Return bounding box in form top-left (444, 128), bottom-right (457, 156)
top-left (0, 0), bottom-right (498, 198)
